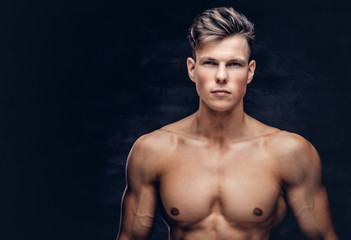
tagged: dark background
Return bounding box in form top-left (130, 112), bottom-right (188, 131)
top-left (2, 0), bottom-right (351, 239)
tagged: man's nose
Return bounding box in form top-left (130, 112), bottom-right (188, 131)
top-left (216, 65), bottom-right (227, 84)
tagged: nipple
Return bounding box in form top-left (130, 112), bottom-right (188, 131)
top-left (253, 208), bottom-right (263, 216)
top-left (170, 207), bottom-right (179, 216)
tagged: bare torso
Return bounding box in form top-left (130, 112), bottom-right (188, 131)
top-left (147, 115), bottom-right (288, 240)
top-left (117, 31), bottom-right (337, 240)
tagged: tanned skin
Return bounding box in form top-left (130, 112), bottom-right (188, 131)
top-left (117, 35), bottom-right (338, 240)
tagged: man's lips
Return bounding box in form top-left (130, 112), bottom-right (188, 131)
top-left (211, 89), bottom-right (231, 95)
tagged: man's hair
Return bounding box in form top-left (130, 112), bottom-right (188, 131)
top-left (187, 7), bottom-right (255, 60)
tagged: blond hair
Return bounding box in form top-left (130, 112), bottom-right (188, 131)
top-left (187, 7), bottom-right (255, 60)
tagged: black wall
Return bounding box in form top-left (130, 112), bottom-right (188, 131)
top-left (3, 0), bottom-right (351, 239)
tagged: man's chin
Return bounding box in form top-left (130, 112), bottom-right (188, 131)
top-left (200, 100), bottom-right (239, 113)
top-left (208, 105), bottom-right (235, 113)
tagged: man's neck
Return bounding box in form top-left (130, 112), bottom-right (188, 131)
top-left (191, 101), bottom-right (248, 143)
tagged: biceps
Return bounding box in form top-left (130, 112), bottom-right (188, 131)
top-left (287, 185), bottom-right (317, 217)
top-left (288, 185), bottom-right (336, 238)
top-left (118, 186), bottom-right (158, 239)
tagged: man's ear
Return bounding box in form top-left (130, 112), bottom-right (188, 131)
top-left (187, 57), bottom-right (196, 83)
top-left (247, 60), bottom-right (256, 84)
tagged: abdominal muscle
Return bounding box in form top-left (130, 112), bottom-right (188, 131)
top-left (168, 217), bottom-right (269, 240)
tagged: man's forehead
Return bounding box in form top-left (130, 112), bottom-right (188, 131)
top-left (195, 35), bottom-right (250, 60)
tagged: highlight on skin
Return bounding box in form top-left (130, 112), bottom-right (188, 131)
top-left (133, 209), bottom-right (155, 228)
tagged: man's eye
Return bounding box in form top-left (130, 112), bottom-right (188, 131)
top-left (204, 61), bottom-right (216, 65)
top-left (228, 62), bottom-right (240, 67)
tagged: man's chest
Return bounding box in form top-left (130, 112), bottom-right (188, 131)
top-left (157, 143), bottom-right (285, 227)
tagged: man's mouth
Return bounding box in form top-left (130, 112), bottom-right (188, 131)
top-left (211, 89), bottom-right (231, 95)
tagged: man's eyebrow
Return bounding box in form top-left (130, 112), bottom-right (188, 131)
top-left (198, 57), bottom-right (216, 61)
top-left (228, 58), bottom-right (246, 63)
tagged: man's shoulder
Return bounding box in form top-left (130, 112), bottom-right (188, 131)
top-left (126, 122), bottom-right (190, 177)
top-left (246, 116), bottom-right (310, 152)
top-left (126, 129), bottom-right (175, 178)
top-left (268, 130), bottom-right (317, 157)
top-left (248, 117), bottom-right (314, 156)
top-left (132, 130), bottom-right (170, 154)
top-left (131, 123), bottom-right (184, 156)
top-left (267, 130), bottom-right (321, 181)
top-left (135, 115), bottom-right (195, 149)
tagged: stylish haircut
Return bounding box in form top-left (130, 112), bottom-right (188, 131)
top-left (187, 7), bottom-right (255, 60)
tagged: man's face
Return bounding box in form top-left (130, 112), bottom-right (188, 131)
top-left (187, 34), bottom-right (256, 112)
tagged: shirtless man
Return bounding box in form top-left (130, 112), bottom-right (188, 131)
top-left (117, 7), bottom-right (338, 240)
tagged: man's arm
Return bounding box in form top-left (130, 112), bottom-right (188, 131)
top-left (117, 136), bottom-right (158, 240)
top-left (281, 134), bottom-right (338, 239)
